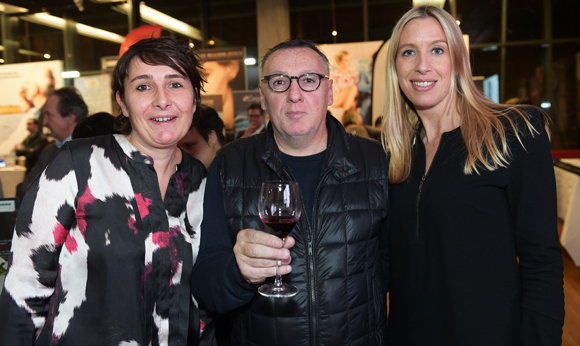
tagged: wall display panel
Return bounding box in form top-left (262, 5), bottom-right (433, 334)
top-left (0, 60), bottom-right (64, 156)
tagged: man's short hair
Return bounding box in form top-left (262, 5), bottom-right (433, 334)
top-left (194, 106), bottom-right (226, 146)
top-left (51, 87), bottom-right (88, 124)
top-left (260, 39), bottom-right (330, 75)
top-left (247, 103), bottom-right (263, 115)
top-left (72, 112), bottom-right (119, 139)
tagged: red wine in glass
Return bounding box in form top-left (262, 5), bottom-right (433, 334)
top-left (261, 216), bottom-right (298, 239)
top-left (258, 181), bottom-right (302, 298)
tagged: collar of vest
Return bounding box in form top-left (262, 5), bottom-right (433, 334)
top-left (261, 113), bottom-right (360, 180)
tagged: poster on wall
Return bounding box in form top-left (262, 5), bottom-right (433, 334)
top-left (0, 60), bottom-right (64, 157)
top-left (320, 41), bottom-right (384, 125)
top-left (198, 47), bottom-right (247, 130)
top-left (74, 74), bottom-right (113, 116)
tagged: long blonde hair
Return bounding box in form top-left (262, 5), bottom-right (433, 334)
top-left (382, 5), bottom-right (545, 184)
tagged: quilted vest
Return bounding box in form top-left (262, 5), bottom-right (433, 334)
top-left (215, 115), bottom-right (389, 346)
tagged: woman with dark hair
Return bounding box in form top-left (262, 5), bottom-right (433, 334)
top-left (178, 106), bottom-right (225, 170)
top-left (383, 6), bottom-right (564, 346)
top-left (0, 37), bottom-right (207, 346)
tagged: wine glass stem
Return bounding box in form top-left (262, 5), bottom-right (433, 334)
top-left (274, 260), bottom-right (282, 287)
top-left (274, 237), bottom-right (286, 288)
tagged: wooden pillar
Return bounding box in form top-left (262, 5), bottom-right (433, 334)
top-left (256, 0), bottom-right (290, 69)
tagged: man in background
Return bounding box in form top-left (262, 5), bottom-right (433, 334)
top-left (16, 87), bottom-right (88, 201)
top-left (236, 103), bottom-right (266, 139)
top-left (14, 118), bottom-right (49, 172)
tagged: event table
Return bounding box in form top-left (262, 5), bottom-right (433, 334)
top-left (0, 166), bottom-right (26, 198)
top-left (554, 159), bottom-right (580, 266)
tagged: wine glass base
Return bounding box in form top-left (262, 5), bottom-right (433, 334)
top-left (258, 283), bottom-right (299, 298)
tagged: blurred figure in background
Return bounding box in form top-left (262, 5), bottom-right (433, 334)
top-left (16, 87), bottom-right (88, 201)
top-left (179, 106), bottom-right (225, 170)
top-left (13, 118), bottom-right (49, 172)
top-left (341, 109), bottom-right (370, 138)
top-left (236, 103), bottom-right (266, 139)
top-left (72, 112), bottom-right (118, 139)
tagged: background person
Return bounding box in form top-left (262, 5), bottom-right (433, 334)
top-left (192, 39), bottom-right (389, 346)
top-left (72, 112), bottom-right (119, 139)
top-left (13, 118), bottom-right (49, 172)
top-left (179, 105), bottom-right (225, 170)
top-left (16, 87), bottom-right (88, 201)
top-left (383, 6), bottom-right (564, 345)
top-left (0, 37), bottom-right (207, 346)
top-left (236, 103), bottom-right (266, 139)
top-left (341, 109), bottom-right (371, 138)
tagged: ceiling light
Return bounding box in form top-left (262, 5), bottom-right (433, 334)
top-left (44, 53), bottom-right (51, 59)
top-left (541, 102), bottom-right (551, 109)
top-left (332, 30), bottom-right (337, 36)
top-left (244, 58), bottom-right (256, 66)
top-left (412, 0), bottom-right (446, 8)
top-left (20, 13), bottom-right (125, 44)
top-left (113, 2), bottom-right (202, 41)
top-left (61, 71), bottom-right (81, 78)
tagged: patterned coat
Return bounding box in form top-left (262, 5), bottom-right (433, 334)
top-left (0, 134), bottom-right (206, 346)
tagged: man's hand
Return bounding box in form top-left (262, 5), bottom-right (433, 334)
top-left (241, 123), bottom-right (260, 138)
top-left (233, 228), bottom-right (295, 284)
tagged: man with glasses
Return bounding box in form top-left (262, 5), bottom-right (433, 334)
top-left (236, 103), bottom-right (267, 139)
top-left (192, 39), bottom-right (389, 346)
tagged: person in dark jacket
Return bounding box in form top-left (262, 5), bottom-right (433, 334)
top-left (14, 118), bottom-right (49, 172)
top-left (382, 6), bottom-right (564, 346)
top-left (191, 39), bottom-right (389, 346)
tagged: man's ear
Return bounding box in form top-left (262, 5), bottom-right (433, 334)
top-left (207, 130), bottom-right (218, 147)
top-left (259, 85), bottom-right (267, 111)
top-left (67, 113), bottom-right (77, 126)
top-left (327, 78), bottom-right (334, 106)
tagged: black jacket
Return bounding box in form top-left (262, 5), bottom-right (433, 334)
top-left (192, 115), bottom-right (389, 346)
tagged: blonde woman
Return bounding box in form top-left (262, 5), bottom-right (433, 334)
top-left (383, 6), bottom-right (564, 346)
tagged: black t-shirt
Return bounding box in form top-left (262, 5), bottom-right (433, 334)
top-left (281, 150), bottom-right (326, 223)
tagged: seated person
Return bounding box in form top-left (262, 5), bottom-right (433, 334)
top-left (236, 103), bottom-right (266, 139)
top-left (341, 109), bottom-right (371, 138)
top-left (14, 118), bottom-right (49, 172)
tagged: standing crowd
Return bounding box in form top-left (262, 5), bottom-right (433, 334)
top-left (0, 5), bottom-right (564, 346)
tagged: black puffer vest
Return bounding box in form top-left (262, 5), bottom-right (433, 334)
top-left (215, 115), bottom-right (389, 346)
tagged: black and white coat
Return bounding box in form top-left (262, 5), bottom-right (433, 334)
top-left (0, 134), bottom-right (206, 346)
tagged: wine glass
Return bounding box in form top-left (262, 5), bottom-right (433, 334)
top-left (257, 181), bottom-right (302, 298)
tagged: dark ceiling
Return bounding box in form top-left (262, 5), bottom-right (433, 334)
top-left (1, 0), bottom-right (579, 72)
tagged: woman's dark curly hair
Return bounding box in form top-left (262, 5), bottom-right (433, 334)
top-left (112, 37), bottom-right (206, 135)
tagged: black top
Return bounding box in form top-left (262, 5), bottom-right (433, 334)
top-left (280, 150), bottom-right (326, 222)
top-left (387, 109), bottom-right (564, 346)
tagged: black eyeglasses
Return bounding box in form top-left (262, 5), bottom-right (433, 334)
top-left (261, 73), bottom-right (329, 93)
